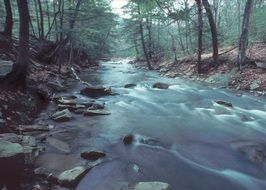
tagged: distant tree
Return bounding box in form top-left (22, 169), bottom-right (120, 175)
top-left (37, 0), bottom-right (44, 40)
top-left (1, 0), bottom-right (30, 89)
top-left (238, 0), bottom-right (253, 70)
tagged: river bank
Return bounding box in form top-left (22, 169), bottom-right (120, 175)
top-left (132, 46), bottom-right (266, 96)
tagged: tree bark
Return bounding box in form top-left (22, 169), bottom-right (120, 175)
top-left (202, 0), bottom-right (219, 67)
top-left (3, 0), bottom-right (13, 39)
top-left (1, 0), bottom-right (30, 89)
top-left (196, 0), bottom-right (203, 74)
top-left (238, 0), bottom-right (253, 70)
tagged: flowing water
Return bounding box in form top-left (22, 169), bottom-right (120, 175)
top-left (35, 59), bottom-right (266, 190)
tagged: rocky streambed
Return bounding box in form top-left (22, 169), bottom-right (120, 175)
top-left (1, 59), bottom-right (266, 190)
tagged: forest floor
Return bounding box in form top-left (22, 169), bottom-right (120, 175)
top-left (141, 44), bottom-right (266, 96)
top-left (0, 57), bottom-right (76, 128)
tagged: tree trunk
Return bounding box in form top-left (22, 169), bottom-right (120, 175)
top-left (34, 0), bottom-right (41, 39)
top-left (196, 0), bottom-right (203, 74)
top-left (146, 16), bottom-right (153, 61)
top-left (58, 0), bottom-right (64, 74)
top-left (53, 0), bottom-right (59, 41)
top-left (46, 0), bottom-right (51, 40)
top-left (238, 0), bottom-right (253, 70)
top-left (3, 0), bottom-right (13, 39)
top-left (1, 0), bottom-right (30, 90)
top-left (37, 0), bottom-right (44, 40)
top-left (137, 3), bottom-right (152, 70)
top-left (202, 0), bottom-right (219, 67)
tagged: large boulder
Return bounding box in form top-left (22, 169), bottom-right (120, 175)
top-left (123, 182), bottom-right (171, 190)
top-left (0, 133), bottom-right (39, 175)
top-left (57, 166), bottom-right (88, 187)
top-left (0, 60), bottom-right (13, 78)
top-left (0, 140), bottom-right (24, 173)
top-left (152, 83), bottom-right (170, 89)
top-left (80, 86), bottom-right (112, 98)
top-left (52, 109), bottom-right (72, 122)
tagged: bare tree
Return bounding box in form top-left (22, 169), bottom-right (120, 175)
top-left (137, 2), bottom-right (152, 70)
top-left (196, 0), bottom-right (203, 74)
top-left (238, 0), bottom-right (253, 70)
top-left (202, 0), bottom-right (219, 67)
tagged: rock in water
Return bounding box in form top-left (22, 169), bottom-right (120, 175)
top-left (52, 109), bottom-right (72, 122)
top-left (123, 134), bottom-right (134, 145)
top-left (57, 166), bottom-right (88, 187)
top-left (124, 84), bottom-right (137, 88)
top-left (124, 182), bottom-right (171, 190)
top-left (80, 87), bottom-right (112, 98)
top-left (152, 83), bottom-right (169, 89)
top-left (84, 110), bottom-right (110, 116)
top-left (80, 151), bottom-right (106, 161)
top-left (215, 100), bottom-right (233, 108)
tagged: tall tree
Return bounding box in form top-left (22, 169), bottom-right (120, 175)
top-left (137, 1), bottom-right (152, 70)
top-left (3, 0), bottom-right (13, 39)
top-left (1, 0), bottom-right (30, 89)
top-left (202, 0), bottom-right (219, 67)
top-left (238, 0), bottom-right (253, 70)
top-left (196, 0), bottom-right (203, 74)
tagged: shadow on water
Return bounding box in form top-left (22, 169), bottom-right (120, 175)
top-left (35, 59), bottom-right (266, 190)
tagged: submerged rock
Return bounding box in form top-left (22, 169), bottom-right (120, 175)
top-left (123, 182), bottom-right (171, 190)
top-left (123, 134), bottom-right (134, 145)
top-left (80, 86), bottom-right (112, 98)
top-left (241, 145), bottom-right (266, 163)
top-left (84, 109), bottom-right (110, 116)
top-left (52, 109), bottom-right (72, 122)
top-left (47, 137), bottom-right (71, 153)
top-left (215, 100), bottom-right (233, 108)
top-left (152, 82), bottom-right (169, 89)
top-left (57, 166), bottom-right (88, 187)
top-left (80, 151), bottom-right (106, 161)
